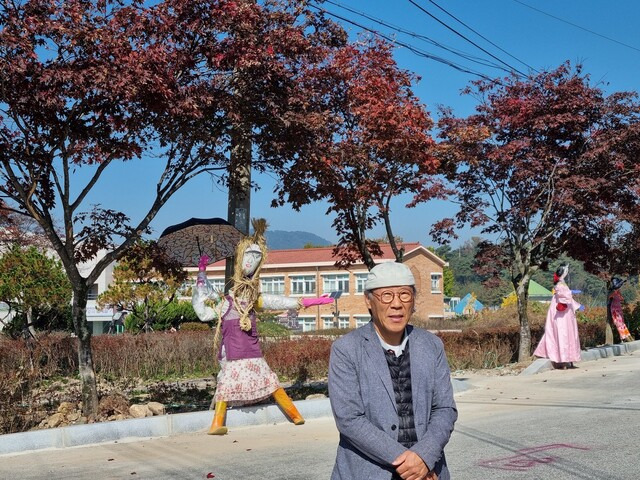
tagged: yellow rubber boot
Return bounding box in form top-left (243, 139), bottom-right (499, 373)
top-left (273, 388), bottom-right (305, 425)
top-left (208, 401), bottom-right (228, 435)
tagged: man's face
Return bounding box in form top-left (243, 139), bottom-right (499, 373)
top-left (365, 286), bottom-right (415, 345)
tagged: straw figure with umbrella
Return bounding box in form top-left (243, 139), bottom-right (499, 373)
top-left (190, 218), bottom-right (333, 435)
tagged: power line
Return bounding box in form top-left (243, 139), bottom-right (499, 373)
top-left (407, 0), bottom-right (527, 77)
top-left (512, 0), bottom-right (640, 54)
top-left (323, 0), bottom-right (509, 72)
top-left (427, 0), bottom-right (537, 72)
top-left (309, 3), bottom-right (494, 80)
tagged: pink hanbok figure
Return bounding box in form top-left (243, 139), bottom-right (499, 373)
top-left (608, 277), bottom-right (634, 342)
top-left (533, 265), bottom-right (583, 369)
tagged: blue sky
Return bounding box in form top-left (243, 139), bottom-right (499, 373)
top-left (84, 0), bottom-right (640, 247)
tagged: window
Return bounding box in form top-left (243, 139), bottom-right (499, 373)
top-left (354, 315), bottom-right (371, 327)
top-left (261, 276), bottom-right (285, 295)
top-left (355, 273), bottom-right (368, 294)
top-left (87, 284), bottom-right (99, 300)
top-left (431, 273), bottom-right (442, 293)
top-left (290, 275), bottom-right (316, 295)
top-left (323, 315), bottom-right (350, 329)
top-left (208, 278), bottom-right (225, 293)
top-left (298, 316), bottom-right (317, 332)
top-left (322, 274), bottom-right (349, 295)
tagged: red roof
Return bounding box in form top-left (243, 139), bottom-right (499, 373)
top-left (201, 242), bottom-right (428, 270)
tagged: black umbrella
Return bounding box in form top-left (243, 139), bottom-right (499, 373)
top-left (157, 217), bottom-right (244, 267)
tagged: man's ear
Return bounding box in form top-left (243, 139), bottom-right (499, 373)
top-left (364, 292), bottom-right (372, 310)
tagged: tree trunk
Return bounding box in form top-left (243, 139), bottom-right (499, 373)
top-left (72, 285), bottom-right (99, 419)
top-left (26, 306), bottom-right (37, 338)
top-left (515, 277), bottom-right (532, 362)
top-left (225, 122), bottom-right (252, 293)
top-left (605, 292), bottom-right (614, 345)
top-left (605, 324), bottom-right (614, 345)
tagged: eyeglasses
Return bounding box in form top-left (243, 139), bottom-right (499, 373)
top-left (370, 290), bottom-right (414, 304)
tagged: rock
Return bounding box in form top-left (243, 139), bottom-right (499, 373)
top-left (99, 394), bottom-right (130, 417)
top-left (147, 402), bottom-right (165, 416)
top-left (129, 404), bottom-right (153, 418)
top-left (67, 412), bottom-right (81, 422)
top-left (46, 413), bottom-right (65, 428)
top-left (57, 402), bottom-right (76, 415)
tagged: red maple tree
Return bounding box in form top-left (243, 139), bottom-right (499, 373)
top-left (433, 63), bottom-right (640, 360)
top-left (0, 0), bottom-right (345, 417)
top-left (567, 89), bottom-right (640, 284)
top-left (278, 37), bottom-right (444, 269)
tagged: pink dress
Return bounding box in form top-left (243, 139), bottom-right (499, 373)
top-left (533, 282), bottom-right (581, 363)
top-left (213, 297), bottom-right (281, 406)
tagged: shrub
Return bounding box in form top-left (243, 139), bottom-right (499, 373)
top-left (91, 331), bottom-right (217, 379)
top-left (302, 327), bottom-right (349, 337)
top-left (258, 320), bottom-right (291, 338)
top-left (625, 302), bottom-right (640, 338)
top-left (263, 337), bottom-right (333, 383)
top-left (154, 301), bottom-right (199, 330)
top-left (180, 322), bottom-right (211, 332)
top-left (439, 327), bottom-right (522, 370)
top-left (0, 333), bottom-right (78, 434)
top-left (577, 306), bottom-right (607, 324)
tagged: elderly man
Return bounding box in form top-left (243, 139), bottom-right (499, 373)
top-left (329, 262), bottom-right (457, 480)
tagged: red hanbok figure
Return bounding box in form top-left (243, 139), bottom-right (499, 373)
top-left (608, 277), bottom-right (634, 343)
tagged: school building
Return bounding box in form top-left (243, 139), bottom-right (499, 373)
top-left (189, 243), bottom-right (447, 331)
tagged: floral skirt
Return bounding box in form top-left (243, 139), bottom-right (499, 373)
top-left (213, 357), bottom-right (281, 406)
top-left (612, 308), bottom-right (632, 340)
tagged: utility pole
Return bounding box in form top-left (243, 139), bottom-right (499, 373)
top-left (224, 0), bottom-right (256, 292)
top-left (225, 124), bottom-right (252, 292)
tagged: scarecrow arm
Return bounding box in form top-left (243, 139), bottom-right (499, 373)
top-left (192, 272), bottom-right (225, 322)
top-left (258, 294), bottom-right (299, 311)
top-left (257, 293), bottom-right (333, 311)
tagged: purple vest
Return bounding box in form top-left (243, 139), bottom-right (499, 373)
top-left (220, 296), bottom-right (262, 361)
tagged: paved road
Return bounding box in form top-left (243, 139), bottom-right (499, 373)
top-left (1, 353), bottom-right (638, 480)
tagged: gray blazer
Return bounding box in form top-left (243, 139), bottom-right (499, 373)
top-left (329, 322), bottom-right (457, 480)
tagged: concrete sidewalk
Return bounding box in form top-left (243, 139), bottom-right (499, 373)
top-left (521, 338), bottom-right (640, 374)
top-left (1, 340), bottom-right (638, 457)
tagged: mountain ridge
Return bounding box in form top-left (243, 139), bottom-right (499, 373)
top-left (264, 230), bottom-right (332, 250)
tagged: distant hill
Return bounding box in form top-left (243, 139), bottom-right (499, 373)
top-left (265, 230), bottom-right (332, 250)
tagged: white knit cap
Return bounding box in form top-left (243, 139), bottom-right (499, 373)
top-left (364, 262), bottom-right (415, 290)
